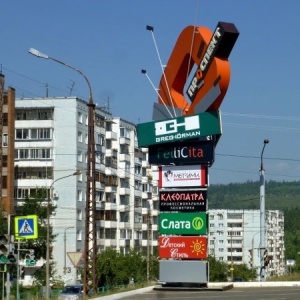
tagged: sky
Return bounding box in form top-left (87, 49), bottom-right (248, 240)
top-left (1, 0), bottom-right (300, 185)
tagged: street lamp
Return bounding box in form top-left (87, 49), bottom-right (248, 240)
top-left (46, 170), bottom-right (81, 299)
top-left (260, 139), bottom-right (269, 282)
top-left (28, 48), bottom-right (97, 296)
top-left (64, 226), bottom-right (74, 277)
top-left (230, 226), bottom-right (234, 281)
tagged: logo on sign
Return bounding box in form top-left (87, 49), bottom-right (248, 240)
top-left (155, 115), bottom-right (200, 136)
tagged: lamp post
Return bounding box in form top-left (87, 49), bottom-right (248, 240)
top-left (28, 48), bottom-right (97, 296)
top-left (260, 139), bottom-right (269, 281)
top-left (64, 227), bottom-right (74, 277)
top-left (46, 171), bottom-right (80, 299)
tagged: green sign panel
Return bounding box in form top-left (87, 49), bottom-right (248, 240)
top-left (137, 110), bottom-right (222, 147)
top-left (159, 212), bottom-right (208, 235)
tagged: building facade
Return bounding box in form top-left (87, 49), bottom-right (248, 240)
top-left (0, 74), bottom-right (15, 215)
top-left (14, 97), bottom-right (159, 284)
top-left (208, 209), bottom-right (285, 279)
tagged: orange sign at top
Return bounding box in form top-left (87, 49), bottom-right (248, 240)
top-left (156, 22), bottom-right (239, 117)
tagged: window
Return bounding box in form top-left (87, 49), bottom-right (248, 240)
top-left (96, 134), bottom-right (105, 145)
top-left (2, 134), bottom-right (8, 147)
top-left (120, 127), bottom-right (130, 138)
top-left (77, 230), bottom-right (82, 241)
top-left (16, 129), bottom-right (29, 140)
top-left (78, 112), bottom-right (83, 123)
top-left (77, 210), bottom-right (82, 220)
top-left (78, 131), bottom-right (82, 142)
top-left (227, 213), bottom-right (243, 219)
top-left (78, 150), bottom-right (82, 162)
top-left (134, 213), bottom-right (142, 223)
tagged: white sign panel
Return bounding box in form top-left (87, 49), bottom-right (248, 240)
top-left (158, 165), bottom-right (208, 188)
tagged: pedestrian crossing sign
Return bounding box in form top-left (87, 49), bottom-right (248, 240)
top-left (15, 215), bottom-right (38, 239)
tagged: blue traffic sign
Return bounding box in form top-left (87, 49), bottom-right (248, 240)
top-left (15, 215), bottom-right (38, 240)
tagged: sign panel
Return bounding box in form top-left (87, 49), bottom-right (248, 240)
top-left (158, 165), bottom-right (208, 188)
top-left (159, 260), bottom-right (208, 283)
top-left (159, 190), bottom-right (207, 212)
top-left (148, 140), bottom-right (214, 165)
top-left (137, 110), bottom-right (222, 147)
top-left (159, 236), bottom-right (207, 259)
top-left (15, 215), bottom-right (38, 240)
top-left (159, 212), bottom-right (207, 235)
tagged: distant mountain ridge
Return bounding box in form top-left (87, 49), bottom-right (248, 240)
top-left (209, 180), bottom-right (300, 259)
top-left (209, 180), bottom-right (300, 211)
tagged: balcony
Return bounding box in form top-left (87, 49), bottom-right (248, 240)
top-left (119, 187), bottom-right (131, 195)
top-left (119, 222), bottom-right (132, 230)
top-left (106, 149), bottom-right (118, 158)
top-left (105, 202), bottom-right (117, 210)
top-left (105, 186), bottom-right (117, 193)
top-left (119, 153), bottom-right (131, 162)
top-left (119, 137), bottom-right (130, 145)
top-left (118, 169), bottom-right (130, 178)
top-left (134, 223), bottom-right (142, 230)
top-left (119, 205), bottom-right (131, 212)
top-left (106, 131), bottom-right (118, 140)
top-left (119, 239), bottom-right (131, 247)
top-left (135, 190), bottom-right (142, 198)
top-left (96, 202), bottom-right (105, 210)
top-left (105, 166), bottom-right (118, 176)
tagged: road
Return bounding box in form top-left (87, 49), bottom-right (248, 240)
top-left (119, 287), bottom-right (300, 300)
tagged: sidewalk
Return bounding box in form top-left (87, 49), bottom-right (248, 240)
top-left (91, 281), bottom-right (300, 300)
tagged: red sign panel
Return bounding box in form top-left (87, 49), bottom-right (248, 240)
top-left (159, 236), bottom-right (207, 259)
top-left (158, 165), bottom-right (208, 188)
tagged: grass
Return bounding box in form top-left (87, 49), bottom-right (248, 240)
top-left (268, 273), bottom-right (300, 281)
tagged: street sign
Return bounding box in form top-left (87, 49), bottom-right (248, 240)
top-left (159, 190), bottom-right (207, 212)
top-left (159, 236), bottom-right (207, 259)
top-left (15, 215), bottom-right (38, 240)
top-left (67, 252), bottom-right (83, 268)
top-left (159, 212), bottom-right (207, 235)
top-left (137, 110), bottom-right (222, 147)
top-left (148, 140), bottom-right (215, 165)
top-left (158, 165), bottom-right (208, 188)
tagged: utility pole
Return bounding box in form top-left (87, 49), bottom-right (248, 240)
top-left (260, 139), bottom-right (269, 282)
top-left (146, 201), bottom-right (152, 281)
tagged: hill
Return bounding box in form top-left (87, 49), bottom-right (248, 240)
top-left (209, 180), bottom-right (300, 211)
top-left (209, 180), bottom-right (300, 260)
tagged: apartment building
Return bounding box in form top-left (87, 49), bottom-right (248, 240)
top-left (0, 74), bottom-right (15, 215)
top-left (15, 97), bottom-right (158, 284)
top-left (208, 209), bottom-right (285, 279)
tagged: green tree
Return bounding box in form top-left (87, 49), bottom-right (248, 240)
top-left (0, 204), bottom-right (8, 235)
top-left (96, 248), bottom-right (159, 287)
top-left (207, 256), bottom-right (228, 282)
top-left (232, 263), bottom-right (257, 281)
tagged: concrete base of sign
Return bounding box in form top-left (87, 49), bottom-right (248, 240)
top-left (159, 260), bottom-right (208, 284)
top-left (154, 283), bottom-right (233, 291)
